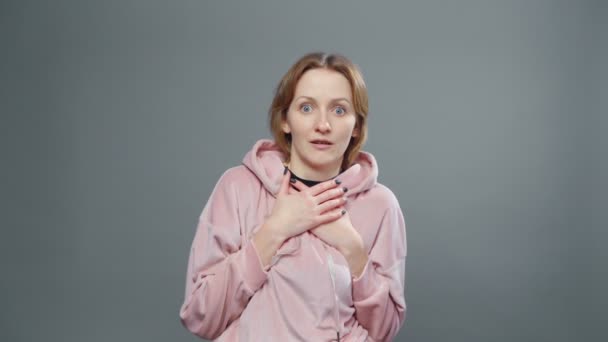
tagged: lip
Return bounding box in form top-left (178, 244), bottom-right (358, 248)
top-left (310, 140), bottom-right (333, 150)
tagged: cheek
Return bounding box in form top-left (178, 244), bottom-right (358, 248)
top-left (287, 115), bottom-right (310, 137)
top-left (338, 120), bottom-right (357, 140)
top-left (283, 112), bottom-right (299, 134)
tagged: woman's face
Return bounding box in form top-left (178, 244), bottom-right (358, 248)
top-left (282, 68), bottom-right (359, 179)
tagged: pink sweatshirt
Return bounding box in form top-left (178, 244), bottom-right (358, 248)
top-left (179, 139), bottom-right (407, 341)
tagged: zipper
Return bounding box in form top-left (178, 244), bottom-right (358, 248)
top-left (327, 253), bottom-right (341, 342)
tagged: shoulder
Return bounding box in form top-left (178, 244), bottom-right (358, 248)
top-left (218, 165), bottom-right (258, 184)
top-left (213, 165), bottom-right (262, 195)
top-left (202, 166), bottom-right (261, 215)
top-left (361, 182), bottom-right (402, 214)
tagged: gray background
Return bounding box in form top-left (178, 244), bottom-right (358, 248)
top-left (1, 0), bottom-right (606, 341)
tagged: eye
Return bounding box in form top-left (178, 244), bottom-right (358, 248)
top-left (300, 104), bottom-right (313, 113)
top-left (335, 106), bottom-right (347, 115)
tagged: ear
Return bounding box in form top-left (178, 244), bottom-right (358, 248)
top-left (281, 118), bottom-right (291, 134)
top-left (351, 125), bottom-right (360, 138)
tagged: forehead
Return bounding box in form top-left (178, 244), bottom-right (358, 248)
top-left (293, 68), bottom-right (352, 101)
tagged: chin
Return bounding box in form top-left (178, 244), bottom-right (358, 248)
top-left (305, 155), bottom-right (341, 170)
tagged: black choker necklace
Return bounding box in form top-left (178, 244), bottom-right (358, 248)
top-left (286, 167), bottom-right (339, 187)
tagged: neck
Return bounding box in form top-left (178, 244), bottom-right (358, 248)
top-left (287, 159), bottom-right (342, 181)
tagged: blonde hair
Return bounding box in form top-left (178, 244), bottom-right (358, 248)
top-left (268, 52), bottom-right (369, 171)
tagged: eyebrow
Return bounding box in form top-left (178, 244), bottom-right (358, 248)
top-left (294, 96), bottom-right (352, 105)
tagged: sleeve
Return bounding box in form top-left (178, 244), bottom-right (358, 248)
top-left (179, 169), bottom-right (269, 340)
top-left (351, 197), bottom-right (407, 342)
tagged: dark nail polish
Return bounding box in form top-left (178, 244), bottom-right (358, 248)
top-left (335, 179), bottom-right (342, 185)
top-left (341, 209), bottom-right (346, 215)
top-left (283, 166), bottom-right (288, 175)
top-left (290, 177), bottom-right (296, 183)
top-left (343, 187), bottom-right (348, 193)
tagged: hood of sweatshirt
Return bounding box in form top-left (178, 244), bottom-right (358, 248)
top-left (242, 139), bottom-right (378, 197)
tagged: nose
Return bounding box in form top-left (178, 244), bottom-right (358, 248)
top-left (314, 113), bottom-right (331, 133)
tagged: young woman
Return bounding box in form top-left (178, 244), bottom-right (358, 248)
top-left (179, 52), bottom-right (407, 341)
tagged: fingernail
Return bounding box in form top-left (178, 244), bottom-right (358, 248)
top-left (341, 209), bottom-right (346, 215)
top-left (290, 177), bottom-right (296, 183)
top-left (335, 179), bottom-right (342, 185)
top-left (283, 166), bottom-right (288, 175)
top-left (342, 187), bottom-right (348, 193)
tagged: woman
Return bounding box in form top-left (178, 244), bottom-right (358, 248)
top-left (179, 52), bottom-right (407, 341)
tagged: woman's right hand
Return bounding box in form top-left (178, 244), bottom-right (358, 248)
top-left (265, 169), bottom-right (348, 243)
top-left (253, 169), bottom-right (347, 267)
